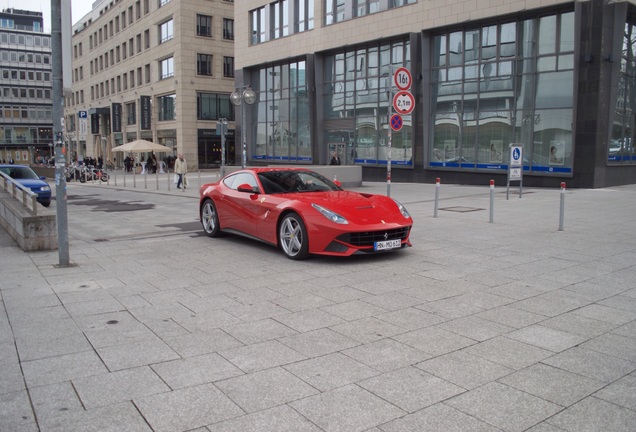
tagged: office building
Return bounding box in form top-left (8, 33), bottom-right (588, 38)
top-left (234, 0), bottom-right (636, 188)
top-left (66, 0), bottom-right (236, 168)
top-left (0, 8), bottom-right (53, 164)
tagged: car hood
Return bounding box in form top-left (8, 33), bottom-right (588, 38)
top-left (289, 190), bottom-right (408, 225)
top-left (15, 178), bottom-right (49, 191)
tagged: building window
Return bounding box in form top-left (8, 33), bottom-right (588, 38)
top-left (197, 14), bottom-right (212, 37)
top-left (158, 94), bottom-right (176, 121)
top-left (145, 64), bottom-right (151, 83)
top-left (250, 6), bottom-right (266, 44)
top-left (159, 19), bottom-right (174, 44)
top-left (430, 11), bottom-right (574, 174)
top-left (272, 0), bottom-right (290, 39)
top-left (159, 0), bottom-right (171, 6)
top-left (197, 54), bottom-right (213, 76)
top-left (321, 40), bottom-right (413, 166)
top-left (223, 56), bottom-right (234, 77)
top-left (144, 29), bottom-right (150, 49)
top-left (325, 0), bottom-right (413, 25)
top-left (296, 0), bottom-right (314, 32)
top-left (250, 0), bottom-right (313, 45)
top-left (609, 16), bottom-right (636, 165)
top-left (159, 57), bottom-right (174, 79)
top-left (223, 18), bottom-right (234, 40)
top-left (253, 60), bottom-right (310, 162)
top-left (126, 102), bottom-right (136, 125)
top-left (197, 92), bottom-right (234, 120)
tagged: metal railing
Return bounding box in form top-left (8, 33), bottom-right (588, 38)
top-left (0, 171), bottom-right (39, 215)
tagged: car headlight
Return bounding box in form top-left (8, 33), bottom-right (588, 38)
top-left (40, 186), bottom-right (51, 191)
top-left (312, 203), bottom-right (348, 224)
top-left (394, 199), bottom-right (411, 219)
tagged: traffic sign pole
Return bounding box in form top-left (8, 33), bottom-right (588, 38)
top-left (507, 143), bottom-right (524, 200)
top-left (387, 72), bottom-right (392, 198)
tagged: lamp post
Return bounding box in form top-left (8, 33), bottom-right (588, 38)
top-left (217, 118), bottom-right (228, 177)
top-left (101, 135), bottom-right (109, 174)
top-left (230, 87), bottom-right (257, 169)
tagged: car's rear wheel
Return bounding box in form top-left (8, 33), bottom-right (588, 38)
top-left (279, 212), bottom-right (309, 260)
top-left (201, 199), bottom-right (221, 237)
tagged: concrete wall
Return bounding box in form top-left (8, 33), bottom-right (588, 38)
top-left (0, 190), bottom-right (58, 251)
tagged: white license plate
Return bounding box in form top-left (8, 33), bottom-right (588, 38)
top-left (374, 239), bottom-right (401, 251)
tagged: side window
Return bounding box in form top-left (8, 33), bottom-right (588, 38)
top-left (223, 174), bottom-right (237, 188)
top-left (232, 173), bottom-right (258, 190)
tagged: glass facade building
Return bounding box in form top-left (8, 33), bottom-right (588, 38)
top-left (236, 0), bottom-right (636, 188)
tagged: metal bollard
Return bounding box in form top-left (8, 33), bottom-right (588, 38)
top-left (559, 182), bottom-right (565, 231)
top-left (434, 177), bottom-right (440, 218)
top-left (489, 179), bottom-right (495, 223)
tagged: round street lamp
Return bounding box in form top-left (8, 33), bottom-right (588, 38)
top-left (230, 87), bottom-right (257, 169)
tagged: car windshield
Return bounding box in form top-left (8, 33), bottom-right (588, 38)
top-left (257, 170), bottom-right (342, 194)
top-left (0, 166), bottom-right (40, 180)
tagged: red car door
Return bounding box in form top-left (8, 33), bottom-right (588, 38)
top-left (219, 172), bottom-right (261, 238)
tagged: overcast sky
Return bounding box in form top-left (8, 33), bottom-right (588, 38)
top-left (1, 0), bottom-right (93, 28)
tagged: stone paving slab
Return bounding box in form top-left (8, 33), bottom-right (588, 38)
top-left (0, 177), bottom-right (635, 431)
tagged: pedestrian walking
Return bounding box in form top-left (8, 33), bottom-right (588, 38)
top-left (174, 153), bottom-right (187, 189)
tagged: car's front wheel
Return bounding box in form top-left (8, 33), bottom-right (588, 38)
top-left (201, 199), bottom-right (221, 237)
top-left (279, 212), bottom-right (309, 260)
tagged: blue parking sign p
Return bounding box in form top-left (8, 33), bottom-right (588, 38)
top-left (78, 111), bottom-right (87, 119)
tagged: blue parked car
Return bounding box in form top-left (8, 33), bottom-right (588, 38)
top-left (0, 164), bottom-right (52, 207)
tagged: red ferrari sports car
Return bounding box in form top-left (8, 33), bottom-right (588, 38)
top-left (199, 168), bottom-right (413, 260)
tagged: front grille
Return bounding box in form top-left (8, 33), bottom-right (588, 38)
top-left (336, 226), bottom-right (411, 247)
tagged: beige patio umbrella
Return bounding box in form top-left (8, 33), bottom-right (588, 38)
top-left (111, 139), bottom-right (174, 153)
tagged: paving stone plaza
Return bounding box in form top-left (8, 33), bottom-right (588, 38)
top-left (1, 172), bottom-right (635, 431)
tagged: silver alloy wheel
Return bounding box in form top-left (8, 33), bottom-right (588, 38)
top-left (201, 200), bottom-right (220, 236)
top-left (279, 213), bottom-right (308, 259)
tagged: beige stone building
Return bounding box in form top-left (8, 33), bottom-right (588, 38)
top-left (235, 0), bottom-right (636, 188)
top-left (65, 0), bottom-right (236, 170)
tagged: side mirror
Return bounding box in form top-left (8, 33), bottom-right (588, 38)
top-left (39, 176), bottom-right (47, 181)
top-left (333, 180), bottom-right (342, 188)
top-left (237, 183), bottom-right (257, 193)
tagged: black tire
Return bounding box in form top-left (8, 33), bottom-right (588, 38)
top-left (79, 174), bottom-right (86, 183)
top-left (279, 212), bottom-right (309, 260)
top-left (100, 173), bottom-right (109, 182)
top-left (201, 199), bottom-right (221, 237)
